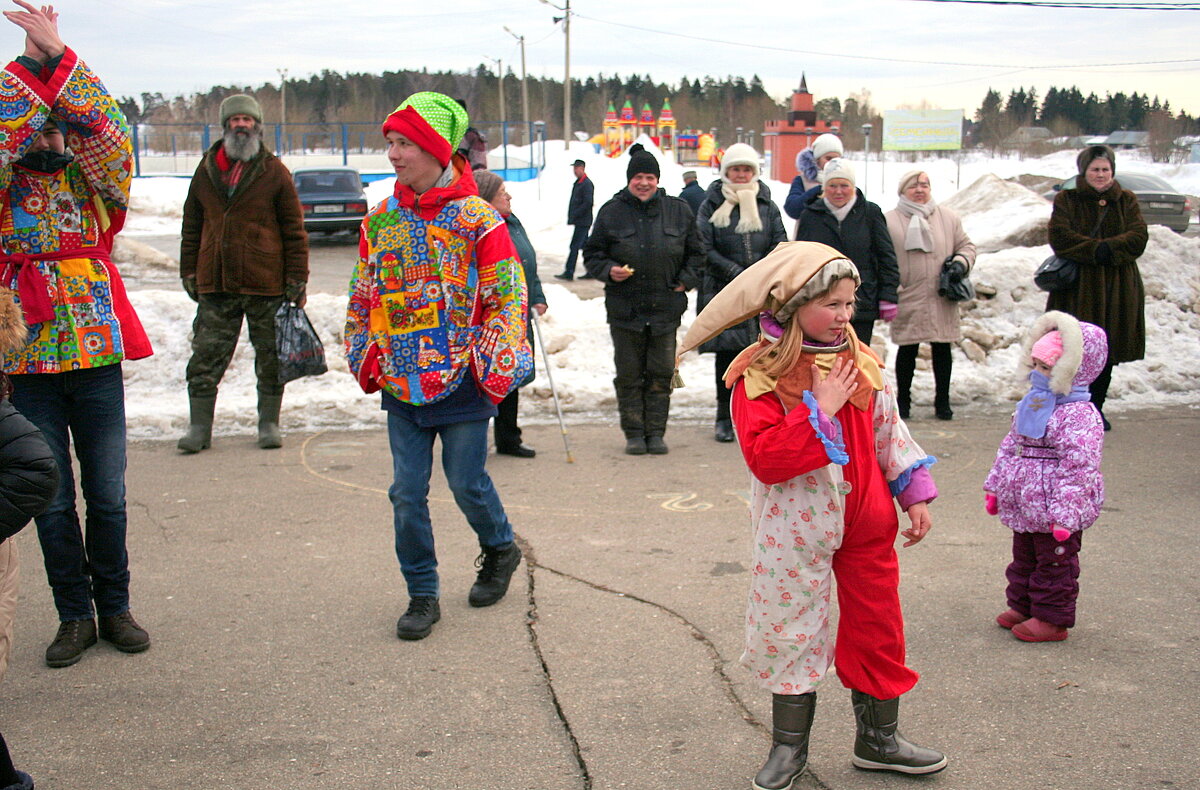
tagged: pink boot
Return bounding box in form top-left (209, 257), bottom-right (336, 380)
top-left (1012, 617), bottom-right (1068, 642)
top-left (995, 609), bottom-right (1027, 630)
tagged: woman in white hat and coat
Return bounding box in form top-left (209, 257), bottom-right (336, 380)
top-left (884, 170), bottom-right (976, 420)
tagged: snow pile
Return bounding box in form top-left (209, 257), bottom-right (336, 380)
top-left (942, 173), bottom-right (1052, 252)
top-left (116, 145), bottom-right (1200, 439)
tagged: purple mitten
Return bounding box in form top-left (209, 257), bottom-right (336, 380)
top-left (985, 492), bottom-right (998, 516)
top-left (878, 301), bottom-right (898, 322)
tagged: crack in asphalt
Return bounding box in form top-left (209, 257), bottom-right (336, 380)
top-left (516, 540), bottom-right (835, 790)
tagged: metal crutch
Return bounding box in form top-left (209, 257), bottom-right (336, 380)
top-left (531, 311), bottom-right (574, 463)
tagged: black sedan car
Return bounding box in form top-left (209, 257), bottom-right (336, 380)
top-left (293, 167), bottom-right (369, 235)
top-left (1046, 172), bottom-right (1193, 234)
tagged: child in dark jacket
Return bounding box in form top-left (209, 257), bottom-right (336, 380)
top-left (0, 285), bottom-right (60, 790)
top-left (985, 311), bottom-right (1107, 643)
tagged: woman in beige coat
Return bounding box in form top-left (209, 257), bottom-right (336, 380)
top-left (885, 171), bottom-right (976, 420)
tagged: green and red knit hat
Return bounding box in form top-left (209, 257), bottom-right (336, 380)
top-left (382, 92), bottom-right (469, 168)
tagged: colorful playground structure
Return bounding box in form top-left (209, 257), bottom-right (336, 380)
top-left (590, 98), bottom-right (717, 165)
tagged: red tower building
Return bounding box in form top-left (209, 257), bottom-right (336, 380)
top-left (762, 74), bottom-right (841, 182)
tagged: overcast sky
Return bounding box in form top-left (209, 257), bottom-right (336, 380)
top-left (35, 0), bottom-right (1200, 120)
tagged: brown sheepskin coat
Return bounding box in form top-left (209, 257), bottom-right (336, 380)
top-left (180, 142), bottom-right (309, 295)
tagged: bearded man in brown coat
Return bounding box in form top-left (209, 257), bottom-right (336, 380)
top-left (179, 94), bottom-right (309, 452)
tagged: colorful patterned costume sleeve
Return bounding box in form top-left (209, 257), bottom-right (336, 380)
top-left (469, 221), bottom-right (531, 402)
top-left (1, 48), bottom-right (131, 228)
top-left (871, 378), bottom-right (937, 499)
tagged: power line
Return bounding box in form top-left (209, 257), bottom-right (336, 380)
top-left (572, 12), bottom-right (1200, 71)
top-left (907, 0), bottom-right (1199, 8)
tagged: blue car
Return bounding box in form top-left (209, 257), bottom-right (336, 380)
top-left (293, 167), bottom-right (369, 235)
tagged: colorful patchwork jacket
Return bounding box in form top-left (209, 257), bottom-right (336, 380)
top-left (344, 156), bottom-right (531, 405)
top-left (0, 48), bottom-right (150, 374)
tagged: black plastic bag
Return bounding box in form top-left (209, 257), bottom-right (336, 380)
top-left (1034, 254), bottom-right (1079, 292)
top-left (937, 257), bottom-right (976, 302)
top-left (275, 302), bottom-right (328, 384)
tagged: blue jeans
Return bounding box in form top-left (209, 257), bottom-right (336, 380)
top-left (387, 412), bottom-right (513, 598)
top-left (10, 365), bottom-right (130, 621)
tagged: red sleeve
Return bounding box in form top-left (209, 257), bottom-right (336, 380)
top-left (732, 379), bottom-right (845, 485)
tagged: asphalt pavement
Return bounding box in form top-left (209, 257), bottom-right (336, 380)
top-left (1, 404), bottom-right (1197, 790)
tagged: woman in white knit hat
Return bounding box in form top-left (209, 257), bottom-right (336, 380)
top-left (783, 133), bottom-right (844, 225)
top-left (794, 158), bottom-right (899, 344)
top-left (884, 170), bottom-right (976, 421)
top-left (695, 143), bottom-right (788, 442)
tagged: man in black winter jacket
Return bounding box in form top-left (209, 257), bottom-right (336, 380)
top-left (584, 145), bottom-right (703, 456)
top-left (556, 160), bottom-right (594, 280)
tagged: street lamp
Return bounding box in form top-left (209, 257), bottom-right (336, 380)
top-left (861, 123), bottom-right (873, 198)
top-left (503, 26), bottom-right (530, 145)
top-left (538, 0), bottom-right (571, 150)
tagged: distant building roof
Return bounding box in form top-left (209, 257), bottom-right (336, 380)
top-left (1002, 127), bottom-right (1053, 145)
top-left (1105, 131), bottom-right (1150, 147)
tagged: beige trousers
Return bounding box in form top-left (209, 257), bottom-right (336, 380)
top-left (0, 537), bottom-right (19, 684)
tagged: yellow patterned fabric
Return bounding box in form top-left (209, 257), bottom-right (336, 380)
top-left (0, 49), bottom-right (141, 373)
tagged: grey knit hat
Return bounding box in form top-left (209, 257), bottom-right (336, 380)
top-left (220, 94), bottom-right (263, 125)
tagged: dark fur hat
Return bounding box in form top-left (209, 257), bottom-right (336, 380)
top-left (1076, 145), bottom-right (1116, 178)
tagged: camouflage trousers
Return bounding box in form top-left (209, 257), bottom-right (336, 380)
top-left (186, 293), bottom-right (284, 398)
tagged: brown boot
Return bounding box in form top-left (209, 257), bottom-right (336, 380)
top-left (98, 611), bottom-right (151, 653)
top-left (45, 619), bottom-right (97, 668)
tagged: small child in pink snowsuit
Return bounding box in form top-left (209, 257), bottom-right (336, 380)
top-left (984, 311), bottom-right (1107, 643)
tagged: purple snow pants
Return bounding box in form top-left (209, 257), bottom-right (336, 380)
top-left (1005, 531), bottom-right (1083, 628)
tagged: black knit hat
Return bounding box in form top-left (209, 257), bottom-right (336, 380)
top-left (626, 143), bottom-right (660, 181)
top-left (1076, 145), bottom-right (1115, 178)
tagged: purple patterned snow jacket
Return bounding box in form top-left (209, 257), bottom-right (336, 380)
top-left (984, 319), bottom-right (1107, 534)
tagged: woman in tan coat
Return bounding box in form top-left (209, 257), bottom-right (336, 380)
top-left (885, 171), bottom-right (976, 420)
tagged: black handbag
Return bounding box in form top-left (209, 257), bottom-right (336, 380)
top-left (1033, 254), bottom-right (1078, 292)
top-left (938, 256), bottom-right (975, 302)
top-left (1035, 206), bottom-right (1109, 293)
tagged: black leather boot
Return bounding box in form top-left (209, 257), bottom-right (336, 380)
top-left (850, 690), bottom-right (947, 774)
top-left (753, 692), bottom-right (816, 790)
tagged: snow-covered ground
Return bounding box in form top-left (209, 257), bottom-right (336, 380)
top-left (118, 142), bottom-right (1200, 439)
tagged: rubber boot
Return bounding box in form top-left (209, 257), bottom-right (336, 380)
top-left (257, 393), bottom-right (283, 449)
top-left (850, 690), bottom-right (947, 775)
top-left (177, 395), bottom-right (216, 454)
top-left (753, 692), bottom-right (816, 790)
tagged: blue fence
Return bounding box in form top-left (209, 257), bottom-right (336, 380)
top-left (131, 120), bottom-right (547, 180)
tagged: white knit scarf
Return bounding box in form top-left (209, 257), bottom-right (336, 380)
top-left (896, 196), bottom-right (937, 252)
top-left (822, 192), bottom-right (857, 223)
top-left (710, 180), bottom-right (763, 233)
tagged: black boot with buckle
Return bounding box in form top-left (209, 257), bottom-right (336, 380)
top-left (753, 692), bottom-right (816, 790)
top-left (850, 690), bottom-right (947, 774)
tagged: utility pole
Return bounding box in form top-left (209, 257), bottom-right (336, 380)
top-left (277, 68), bottom-right (288, 125)
top-left (539, 0), bottom-right (572, 149)
top-left (277, 68), bottom-right (288, 154)
top-left (486, 56), bottom-right (506, 126)
top-left (504, 26), bottom-right (530, 145)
